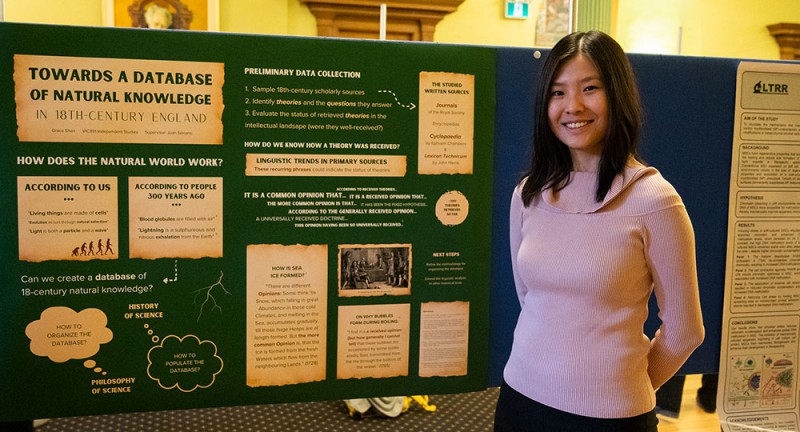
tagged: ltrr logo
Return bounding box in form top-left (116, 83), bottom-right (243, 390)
top-left (753, 80), bottom-right (789, 95)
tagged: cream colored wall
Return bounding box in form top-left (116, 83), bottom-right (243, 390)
top-left (438, 0), bottom-right (800, 59)
top-left (435, 0), bottom-right (538, 47)
top-left (4, 0), bottom-right (103, 26)
top-left (0, 0), bottom-right (539, 46)
top-left (216, 0), bottom-right (316, 35)
top-left (3, 0), bottom-right (798, 59)
top-left (220, 0), bottom-right (289, 34)
top-left (615, 0), bottom-right (800, 59)
top-left (287, 0), bottom-right (316, 36)
top-left (1, 0), bottom-right (316, 35)
top-left (218, 0), bottom-right (314, 36)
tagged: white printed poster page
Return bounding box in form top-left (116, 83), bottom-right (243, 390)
top-left (418, 71), bottom-right (475, 175)
top-left (246, 244), bottom-right (328, 387)
top-left (719, 61), bottom-right (800, 432)
top-left (17, 176), bottom-right (119, 263)
top-left (419, 301), bottom-right (469, 377)
top-left (13, 55), bottom-right (224, 144)
top-left (337, 303), bottom-right (410, 379)
top-left (128, 177), bottom-right (223, 260)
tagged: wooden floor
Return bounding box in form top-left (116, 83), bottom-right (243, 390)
top-left (658, 374), bottom-right (721, 432)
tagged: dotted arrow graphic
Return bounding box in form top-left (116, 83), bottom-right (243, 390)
top-left (379, 90), bottom-right (417, 110)
top-left (163, 260), bottom-right (178, 284)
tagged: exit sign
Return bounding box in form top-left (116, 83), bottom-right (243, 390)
top-left (505, 1), bottom-right (529, 19)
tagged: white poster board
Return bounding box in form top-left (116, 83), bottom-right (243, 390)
top-left (719, 61), bottom-right (800, 431)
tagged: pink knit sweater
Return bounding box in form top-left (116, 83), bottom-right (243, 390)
top-left (504, 163), bottom-right (705, 418)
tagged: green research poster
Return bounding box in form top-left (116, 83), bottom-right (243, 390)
top-left (0, 23), bottom-right (495, 420)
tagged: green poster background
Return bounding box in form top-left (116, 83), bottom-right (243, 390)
top-left (0, 22), bottom-right (495, 420)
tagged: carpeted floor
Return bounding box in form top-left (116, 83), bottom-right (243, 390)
top-left (35, 388), bottom-right (500, 432)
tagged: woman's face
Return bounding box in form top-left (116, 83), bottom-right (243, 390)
top-left (547, 54), bottom-right (609, 170)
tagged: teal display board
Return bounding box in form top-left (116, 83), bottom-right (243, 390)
top-left (0, 23), bottom-right (495, 421)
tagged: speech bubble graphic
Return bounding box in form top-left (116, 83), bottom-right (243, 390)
top-left (25, 306), bottom-right (113, 363)
top-left (147, 334), bottom-right (223, 392)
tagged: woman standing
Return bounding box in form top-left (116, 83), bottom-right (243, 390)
top-left (494, 31), bottom-right (704, 432)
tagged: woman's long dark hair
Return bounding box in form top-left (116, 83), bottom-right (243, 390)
top-left (521, 31), bottom-right (643, 205)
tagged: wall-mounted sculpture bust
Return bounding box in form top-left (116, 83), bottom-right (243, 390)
top-left (128, 0), bottom-right (193, 30)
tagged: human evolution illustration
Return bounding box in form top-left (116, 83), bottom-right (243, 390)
top-left (71, 238), bottom-right (115, 257)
